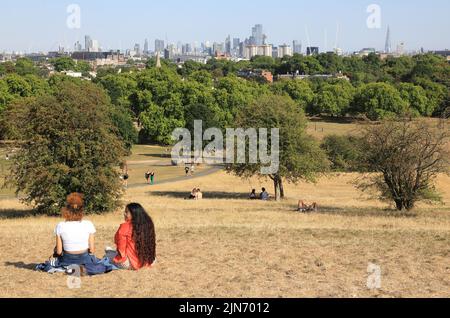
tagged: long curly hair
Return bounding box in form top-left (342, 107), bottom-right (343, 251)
top-left (62, 193), bottom-right (84, 221)
top-left (127, 203), bottom-right (156, 265)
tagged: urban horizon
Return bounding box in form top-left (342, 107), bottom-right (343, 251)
top-left (1, 0), bottom-right (450, 54)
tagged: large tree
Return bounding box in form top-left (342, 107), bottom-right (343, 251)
top-left (352, 82), bottom-right (408, 120)
top-left (228, 94), bottom-right (329, 200)
top-left (359, 120), bottom-right (449, 211)
top-left (1, 81), bottom-right (127, 215)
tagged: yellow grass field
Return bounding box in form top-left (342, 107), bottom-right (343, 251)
top-left (0, 120), bottom-right (449, 298)
top-left (1, 170), bottom-right (449, 298)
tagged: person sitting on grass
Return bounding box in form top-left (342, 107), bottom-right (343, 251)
top-left (185, 188), bottom-right (197, 200)
top-left (106, 203), bottom-right (156, 270)
top-left (297, 200), bottom-right (318, 213)
top-left (195, 188), bottom-right (203, 200)
top-left (51, 193), bottom-right (97, 267)
top-left (260, 188), bottom-right (270, 201)
top-left (249, 189), bottom-right (258, 200)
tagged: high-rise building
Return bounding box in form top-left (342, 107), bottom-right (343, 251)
top-left (85, 35), bottom-right (92, 52)
top-left (213, 42), bottom-right (224, 55)
top-left (155, 39), bottom-right (165, 53)
top-left (244, 44), bottom-right (273, 59)
top-left (396, 42), bottom-right (405, 56)
top-left (293, 40), bottom-right (302, 54)
top-left (385, 26), bottom-right (392, 54)
top-left (144, 39), bottom-right (149, 55)
top-left (306, 47), bottom-right (319, 56)
top-left (225, 35), bottom-right (231, 54)
top-left (233, 38), bottom-right (240, 50)
top-left (91, 40), bottom-right (100, 52)
top-left (251, 24), bottom-right (264, 45)
top-left (134, 43), bottom-right (141, 56)
top-left (74, 41), bottom-right (82, 52)
top-left (278, 44), bottom-right (293, 58)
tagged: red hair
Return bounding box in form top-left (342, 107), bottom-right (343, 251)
top-left (61, 193), bottom-right (84, 221)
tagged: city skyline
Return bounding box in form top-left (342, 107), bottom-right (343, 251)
top-left (1, 0), bottom-right (450, 53)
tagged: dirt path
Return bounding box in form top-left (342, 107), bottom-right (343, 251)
top-left (127, 165), bottom-right (223, 189)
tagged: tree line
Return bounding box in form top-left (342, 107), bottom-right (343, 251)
top-left (0, 53), bottom-right (448, 213)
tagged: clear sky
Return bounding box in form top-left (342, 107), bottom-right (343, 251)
top-left (1, 0), bottom-right (449, 53)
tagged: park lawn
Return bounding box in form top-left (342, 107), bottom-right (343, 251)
top-left (0, 171), bottom-right (449, 298)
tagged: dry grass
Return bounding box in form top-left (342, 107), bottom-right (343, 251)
top-left (1, 171), bottom-right (449, 298)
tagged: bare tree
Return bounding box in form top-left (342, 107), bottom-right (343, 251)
top-left (359, 119), bottom-right (449, 211)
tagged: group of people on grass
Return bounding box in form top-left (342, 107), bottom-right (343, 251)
top-left (145, 170), bottom-right (156, 185)
top-left (249, 188), bottom-right (318, 212)
top-left (185, 165), bottom-right (196, 177)
top-left (186, 188), bottom-right (203, 200)
top-left (44, 193), bottom-right (156, 273)
top-left (249, 188), bottom-right (270, 201)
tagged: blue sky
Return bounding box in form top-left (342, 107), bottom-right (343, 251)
top-left (1, 0), bottom-right (449, 53)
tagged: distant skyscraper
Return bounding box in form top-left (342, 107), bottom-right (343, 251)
top-left (85, 35), bottom-right (92, 52)
top-left (225, 35), bottom-right (231, 54)
top-left (74, 41), bottom-right (82, 52)
top-left (385, 26), bottom-right (392, 54)
top-left (396, 42), bottom-right (405, 56)
top-left (213, 42), bottom-right (224, 55)
top-left (155, 39), bottom-right (165, 53)
top-left (144, 39), bottom-right (149, 54)
top-left (91, 40), bottom-right (100, 52)
top-left (306, 47), bottom-right (319, 56)
top-left (251, 24), bottom-right (264, 45)
top-left (134, 43), bottom-right (141, 56)
top-left (278, 44), bottom-right (293, 58)
top-left (293, 40), bottom-right (302, 54)
top-left (233, 38), bottom-right (240, 50)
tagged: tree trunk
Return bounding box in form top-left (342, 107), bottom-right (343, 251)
top-left (279, 177), bottom-right (285, 199)
top-left (273, 178), bottom-right (280, 201)
top-left (394, 199), bottom-right (404, 211)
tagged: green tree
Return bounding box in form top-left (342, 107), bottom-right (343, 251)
top-left (228, 94), bottom-right (329, 201)
top-left (97, 73), bottom-right (137, 108)
top-left (352, 82), bottom-right (408, 120)
top-left (0, 61), bottom-right (16, 75)
top-left (358, 120), bottom-right (449, 211)
top-left (397, 83), bottom-right (431, 116)
top-left (311, 80), bottom-right (355, 116)
top-left (413, 78), bottom-right (447, 116)
top-left (271, 80), bottom-right (315, 110)
top-left (321, 135), bottom-right (365, 172)
top-left (15, 58), bottom-right (38, 76)
top-left (1, 81), bottom-right (127, 215)
top-left (316, 53), bottom-right (344, 74)
top-left (135, 67), bottom-right (185, 144)
top-left (51, 57), bottom-right (76, 72)
top-left (0, 79), bottom-right (13, 115)
top-left (4, 74), bottom-right (32, 97)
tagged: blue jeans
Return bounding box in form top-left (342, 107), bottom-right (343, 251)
top-left (58, 252), bottom-right (93, 266)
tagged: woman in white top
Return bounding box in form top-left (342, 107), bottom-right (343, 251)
top-left (51, 193), bottom-right (97, 266)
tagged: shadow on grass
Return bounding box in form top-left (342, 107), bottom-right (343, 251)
top-left (4, 262), bottom-right (38, 271)
top-left (137, 153), bottom-right (172, 159)
top-left (149, 191), bottom-right (250, 200)
top-left (0, 209), bottom-right (37, 220)
top-left (311, 206), bottom-right (418, 218)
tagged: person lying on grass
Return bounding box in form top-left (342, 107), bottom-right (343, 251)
top-left (297, 200), bottom-right (318, 213)
top-left (51, 193), bottom-right (97, 267)
top-left (106, 203), bottom-right (156, 270)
